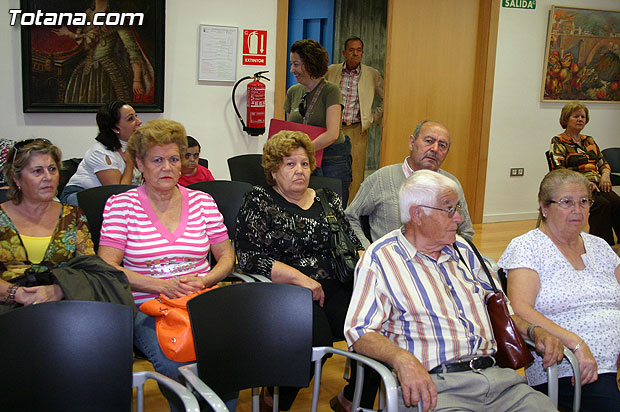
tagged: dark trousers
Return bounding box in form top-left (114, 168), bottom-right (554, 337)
top-left (274, 278), bottom-right (379, 410)
top-left (533, 373), bottom-right (620, 412)
top-left (589, 190), bottom-right (620, 245)
top-left (314, 136), bottom-right (353, 205)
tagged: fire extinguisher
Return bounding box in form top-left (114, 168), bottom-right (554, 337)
top-left (232, 70), bottom-right (270, 136)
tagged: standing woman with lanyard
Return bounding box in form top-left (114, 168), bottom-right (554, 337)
top-left (284, 39), bottom-right (352, 204)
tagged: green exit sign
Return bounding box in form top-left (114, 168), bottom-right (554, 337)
top-left (502, 0), bottom-right (536, 9)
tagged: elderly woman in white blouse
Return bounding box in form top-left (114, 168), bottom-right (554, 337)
top-left (498, 169), bottom-right (620, 412)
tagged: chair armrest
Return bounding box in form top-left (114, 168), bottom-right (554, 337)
top-left (312, 346), bottom-right (399, 412)
top-left (524, 338), bottom-right (581, 412)
top-left (178, 364), bottom-right (229, 412)
top-left (225, 271), bottom-right (256, 283)
top-left (133, 370), bottom-right (200, 412)
top-left (247, 274), bottom-right (271, 282)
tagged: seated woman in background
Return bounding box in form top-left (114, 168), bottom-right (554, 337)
top-left (177, 135), bottom-right (214, 186)
top-left (235, 131), bottom-right (376, 412)
top-left (285, 39), bottom-right (352, 204)
top-left (0, 139), bottom-right (95, 308)
top-left (498, 169), bottom-right (620, 412)
top-left (549, 101), bottom-right (620, 246)
top-left (97, 119), bottom-right (235, 411)
top-left (60, 101), bottom-right (142, 205)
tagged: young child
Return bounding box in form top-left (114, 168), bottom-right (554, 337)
top-left (178, 135), bottom-right (215, 186)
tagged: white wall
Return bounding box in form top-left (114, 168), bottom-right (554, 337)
top-left (484, 0), bottom-right (620, 222)
top-left (0, 0), bottom-right (277, 179)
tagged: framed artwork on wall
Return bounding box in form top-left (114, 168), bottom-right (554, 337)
top-left (19, 0), bottom-right (165, 113)
top-left (541, 5), bottom-right (620, 103)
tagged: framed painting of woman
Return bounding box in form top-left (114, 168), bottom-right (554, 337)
top-left (19, 0), bottom-right (165, 112)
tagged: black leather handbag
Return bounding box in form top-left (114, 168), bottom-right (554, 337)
top-left (316, 189), bottom-right (359, 283)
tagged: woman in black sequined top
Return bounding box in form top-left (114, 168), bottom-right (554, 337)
top-left (235, 130), bottom-right (376, 411)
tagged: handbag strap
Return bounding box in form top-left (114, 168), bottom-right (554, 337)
top-left (316, 188), bottom-right (340, 233)
top-left (303, 79), bottom-right (327, 125)
top-left (453, 238), bottom-right (500, 294)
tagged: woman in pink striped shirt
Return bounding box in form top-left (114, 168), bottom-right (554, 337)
top-left (98, 119), bottom-right (235, 411)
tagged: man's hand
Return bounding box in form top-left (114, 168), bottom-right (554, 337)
top-left (531, 326), bottom-right (564, 368)
top-left (393, 350), bottom-right (437, 412)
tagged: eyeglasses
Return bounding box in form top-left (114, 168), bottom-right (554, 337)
top-left (549, 198), bottom-right (594, 209)
top-left (12, 138), bottom-right (52, 164)
top-left (298, 92), bottom-right (309, 117)
top-left (419, 202), bottom-right (462, 218)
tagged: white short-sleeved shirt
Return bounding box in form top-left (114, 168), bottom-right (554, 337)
top-left (498, 229), bottom-right (620, 385)
top-left (67, 140), bottom-right (135, 190)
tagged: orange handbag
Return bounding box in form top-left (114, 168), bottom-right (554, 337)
top-left (139, 286), bottom-right (216, 362)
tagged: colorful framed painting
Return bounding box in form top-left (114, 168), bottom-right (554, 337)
top-left (19, 0), bottom-right (165, 112)
top-left (541, 6), bottom-right (620, 103)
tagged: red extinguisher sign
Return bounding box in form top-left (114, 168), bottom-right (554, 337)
top-left (242, 30), bottom-right (267, 66)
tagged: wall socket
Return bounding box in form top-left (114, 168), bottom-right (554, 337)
top-left (510, 168), bottom-right (524, 177)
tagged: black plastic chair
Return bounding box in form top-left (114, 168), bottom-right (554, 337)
top-left (186, 180), bottom-right (252, 240)
top-left (58, 157), bottom-right (82, 195)
top-left (187, 180), bottom-right (256, 282)
top-left (198, 157), bottom-right (209, 169)
top-left (180, 282), bottom-right (399, 412)
top-left (0, 187), bottom-right (9, 203)
top-left (602, 148), bottom-right (620, 186)
top-left (77, 184), bottom-right (137, 251)
top-left (227, 154), bottom-right (266, 187)
top-left (309, 175), bottom-right (343, 200)
top-left (0, 300), bottom-right (198, 412)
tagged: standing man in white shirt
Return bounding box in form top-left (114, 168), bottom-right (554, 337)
top-left (326, 37), bottom-right (384, 202)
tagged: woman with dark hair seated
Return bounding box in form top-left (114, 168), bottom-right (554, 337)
top-left (235, 130), bottom-right (377, 412)
top-left (0, 139), bottom-right (96, 308)
top-left (60, 100), bottom-right (142, 205)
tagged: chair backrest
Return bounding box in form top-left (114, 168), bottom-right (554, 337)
top-left (309, 175), bottom-right (343, 200)
top-left (227, 154), bottom-right (267, 187)
top-left (0, 187), bottom-right (9, 203)
top-left (77, 184), bottom-right (137, 250)
top-left (58, 157), bottom-right (82, 195)
top-left (602, 148), bottom-right (620, 185)
top-left (198, 157), bottom-right (209, 169)
top-left (545, 150), bottom-right (555, 172)
top-left (186, 180), bottom-right (253, 239)
top-left (0, 301), bottom-right (134, 411)
top-left (188, 283), bottom-right (313, 397)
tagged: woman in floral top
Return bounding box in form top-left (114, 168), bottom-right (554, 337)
top-left (0, 139), bottom-right (94, 306)
top-left (549, 101), bottom-right (620, 245)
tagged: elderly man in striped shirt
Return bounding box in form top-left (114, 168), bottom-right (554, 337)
top-left (344, 170), bottom-right (563, 412)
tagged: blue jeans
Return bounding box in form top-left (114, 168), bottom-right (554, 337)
top-left (314, 136), bottom-right (353, 205)
top-left (134, 311), bottom-right (238, 411)
top-left (59, 184), bottom-right (82, 206)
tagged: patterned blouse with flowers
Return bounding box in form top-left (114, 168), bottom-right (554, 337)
top-left (0, 203), bottom-right (95, 281)
top-left (550, 133), bottom-right (611, 184)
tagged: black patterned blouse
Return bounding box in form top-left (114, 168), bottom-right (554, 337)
top-left (234, 185), bottom-right (363, 280)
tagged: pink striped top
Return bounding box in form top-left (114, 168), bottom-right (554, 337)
top-left (99, 185), bottom-right (228, 305)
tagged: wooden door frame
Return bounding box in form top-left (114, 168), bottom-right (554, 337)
top-left (275, 0), bottom-right (499, 223)
top-left (382, 0), bottom-right (499, 224)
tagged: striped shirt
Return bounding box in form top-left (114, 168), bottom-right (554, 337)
top-left (345, 229), bottom-right (502, 371)
top-left (340, 63), bottom-right (361, 124)
top-left (99, 185), bottom-right (228, 305)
